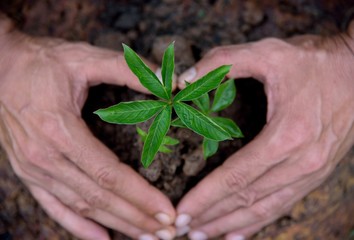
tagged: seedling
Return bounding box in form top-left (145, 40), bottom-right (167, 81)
top-left (180, 79), bottom-right (243, 159)
top-left (94, 42), bottom-right (243, 168)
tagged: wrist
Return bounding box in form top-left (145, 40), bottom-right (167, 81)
top-left (0, 13), bottom-right (30, 80)
top-left (338, 20), bottom-right (354, 58)
top-left (327, 21), bottom-right (354, 85)
top-left (0, 13), bottom-right (15, 36)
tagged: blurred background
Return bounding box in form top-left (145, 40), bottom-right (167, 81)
top-left (0, 1), bottom-right (353, 239)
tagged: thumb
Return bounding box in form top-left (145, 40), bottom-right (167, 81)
top-left (177, 42), bottom-right (270, 89)
top-left (78, 45), bottom-right (159, 94)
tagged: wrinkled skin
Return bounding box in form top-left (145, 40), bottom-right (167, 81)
top-left (0, 17), bottom-right (176, 240)
top-left (1, 11), bottom-right (354, 240)
top-left (176, 23), bottom-right (354, 239)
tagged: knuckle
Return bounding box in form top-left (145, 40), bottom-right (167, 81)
top-left (111, 163), bottom-right (130, 194)
top-left (72, 201), bottom-right (92, 217)
top-left (256, 38), bottom-right (295, 64)
top-left (134, 214), bottom-right (158, 231)
top-left (237, 188), bottom-right (257, 208)
top-left (259, 37), bottom-right (285, 47)
top-left (134, 214), bottom-right (149, 227)
top-left (21, 142), bottom-right (45, 167)
top-left (300, 149), bottom-right (327, 174)
top-left (20, 141), bottom-right (60, 172)
top-left (258, 38), bottom-right (292, 53)
top-left (207, 47), bottom-right (232, 62)
top-left (85, 191), bottom-right (107, 209)
top-left (252, 203), bottom-right (273, 221)
top-left (95, 167), bottom-right (117, 190)
top-left (218, 199), bottom-right (236, 214)
top-left (251, 189), bottom-right (292, 222)
top-left (222, 168), bottom-right (249, 193)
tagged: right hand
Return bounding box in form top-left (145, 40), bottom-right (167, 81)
top-left (176, 29), bottom-right (354, 239)
top-left (0, 19), bottom-right (175, 240)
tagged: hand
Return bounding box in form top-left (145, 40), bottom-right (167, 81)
top-left (0, 19), bottom-right (176, 240)
top-left (175, 27), bottom-right (354, 239)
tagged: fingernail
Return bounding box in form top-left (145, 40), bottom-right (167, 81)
top-left (155, 67), bottom-right (163, 83)
top-left (176, 225), bottom-right (190, 237)
top-left (179, 67), bottom-right (196, 83)
top-left (175, 214), bottom-right (192, 227)
top-left (172, 72), bottom-right (177, 88)
top-left (155, 212), bottom-right (172, 225)
top-left (139, 233), bottom-right (157, 240)
top-left (155, 68), bottom-right (177, 86)
top-left (189, 230), bottom-right (208, 240)
top-left (155, 229), bottom-right (175, 240)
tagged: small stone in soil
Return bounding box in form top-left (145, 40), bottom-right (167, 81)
top-left (183, 147), bottom-right (206, 176)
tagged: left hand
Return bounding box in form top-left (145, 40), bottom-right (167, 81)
top-left (0, 20), bottom-right (176, 240)
top-left (175, 31), bottom-right (354, 239)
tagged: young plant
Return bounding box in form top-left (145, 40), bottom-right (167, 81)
top-left (94, 42), bottom-right (243, 168)
top-left (177, 79), bottom-right (243, 159)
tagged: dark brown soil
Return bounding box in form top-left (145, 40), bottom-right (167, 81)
top-left (0, 1), bottom-right (354, 240)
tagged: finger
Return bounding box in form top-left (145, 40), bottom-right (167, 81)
top-left (192, 143), bottom-right (330, 226)
top-left (36, 115), bottom-right (175, 227)
top-left (3, 104), bottom-right (175, 231)
top-left (224, 218), bottom-right (275, 240)
top-left (188, 171), bottom-right (326, 240)
top-left (25, 169), bottom-right (153, 239)
top-left (176, 120), bottom-right (293, 225)
top-left (27, 184), bottom-right (109, 240)
top-left (76, 44), bottom-right (160, 93)
top-left (6, 118), bottom-right (166, 234)
top-left (44, 153), bottom-right (165, 233)
top-left (188, 187), bottom-right (292, 239)
top-left (177, 43), bottom-right (270, 89)
top-left (66, 117), bottom-right (175, 224)
top-left (6, 144), bottom-right (159, 239)
top-left (92, 210), bottom-right (176, 240)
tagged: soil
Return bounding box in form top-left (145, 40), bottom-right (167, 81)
top-left (0, 0), bottom-right (354, 240)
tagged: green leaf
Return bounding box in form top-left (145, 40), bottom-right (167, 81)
top-left (212, 117), bottom-right (243, 138)
top-left (162, 136), bottom-right (179, 145)
top-left (211, 79), bottom-right (236, 112)
top-left (203, 138), bottom-right (219, 159)
top-left (141, 106), bottom-right (172, 168)
top-left (161, 42), bottom-right (174, 97)
top-left (94, 100), bottom-right (167, 124)
top-left (137, 126), bottom-right (178, 146)
top-left (194, 93), bottom-right (210, 113)
top-left (185, 82), bottom-right (210, 113)
top-left (174, 65), bottom-right (231, 102)
top-left (171, 118), bottom-right (186, 128)
top-left (136, 127), bottom-right (147, 141)
top-left (158, 145), bottom-right (172, 153)
top-left (173, 102), bottom-right (231, 141)
top-left (123, 44), bottom-right (169, 100)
